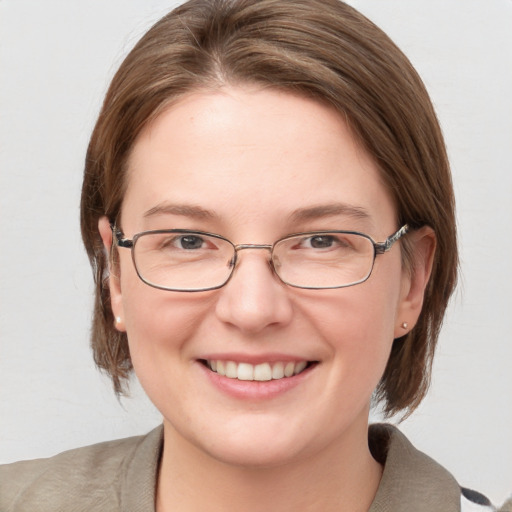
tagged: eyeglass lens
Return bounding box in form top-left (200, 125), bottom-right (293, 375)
top-left (131, 231), bottom-right (376, 291)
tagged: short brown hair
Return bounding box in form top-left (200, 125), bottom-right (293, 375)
top-left (81, 0), bottom-right (457, 417)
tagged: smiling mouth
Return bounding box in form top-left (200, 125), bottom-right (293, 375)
top-left (201, 360), bottom-right (316, 382)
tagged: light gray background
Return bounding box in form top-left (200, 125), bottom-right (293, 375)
top-left (1, 0), bottom-right (511, 505)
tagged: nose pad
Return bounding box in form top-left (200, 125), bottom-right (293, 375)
top-left (270, 253), bottom-right (282, 275)
top-left (227, 254), bottom-right (237, 269)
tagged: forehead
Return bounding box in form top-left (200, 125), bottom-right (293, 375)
top-left (122, 86), bottom-right (396, 235)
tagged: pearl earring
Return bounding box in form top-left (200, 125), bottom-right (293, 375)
top-left (401, 322), bottom-right (408, 329)
top-left (115, 316), bottom-right (122, 324)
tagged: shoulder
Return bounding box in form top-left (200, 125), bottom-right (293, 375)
top-left (0, 426), bottom-right (163, 512)
top-left (369, 423), bottom-right (497, 512)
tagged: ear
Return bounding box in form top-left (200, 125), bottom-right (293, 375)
top-left (98, 216), bottom-right (126, 332)
top-left (394, 226), bottom-right (436, 338)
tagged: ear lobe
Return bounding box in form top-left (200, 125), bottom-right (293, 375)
top-left (394, 226), bottom-right (436, 337)
top-left (98, 216), bottom-right (126, 332)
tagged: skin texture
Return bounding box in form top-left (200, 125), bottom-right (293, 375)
top-left (99, 86), bottom-right (434, 511)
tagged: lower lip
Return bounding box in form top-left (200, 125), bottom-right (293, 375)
top-left (198, 362), bottom-right (316, 400)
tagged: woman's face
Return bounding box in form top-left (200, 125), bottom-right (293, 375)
top-left (101, 86), bottom-right (425, 467)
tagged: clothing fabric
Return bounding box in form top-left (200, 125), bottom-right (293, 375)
top-left (0, 423), bottom-right (497, 511)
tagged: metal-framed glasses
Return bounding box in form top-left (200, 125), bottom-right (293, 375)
top-left (111, 224), bottom-right (409, 292)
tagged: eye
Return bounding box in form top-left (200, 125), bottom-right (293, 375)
top-left (306, 235), bottom-right (338, 249)
top-left (298, 234), bottom-right (350, 250)
top-left (173, 234), bottom-right (206, 250)
top-left (153, 233), bottom-right (213, 252)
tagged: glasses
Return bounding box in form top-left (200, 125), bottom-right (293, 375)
top-left (111, 224), bottom-right (409, 292)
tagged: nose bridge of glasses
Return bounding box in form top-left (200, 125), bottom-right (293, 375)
top-left (230, 243), bottom-right (275, 272)
top-left (234, 243), bottom-right (273, 252)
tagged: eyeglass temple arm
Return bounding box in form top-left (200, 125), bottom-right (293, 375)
top-left (374, 224), bottom-right (409, 254)
top-left (109, 222), bottom-right (133, 248)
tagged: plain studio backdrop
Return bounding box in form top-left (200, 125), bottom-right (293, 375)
top-left (1, 0), bottom-right (511, 505)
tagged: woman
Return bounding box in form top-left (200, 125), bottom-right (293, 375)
top-left (0, 0), bottom-right (501, 510)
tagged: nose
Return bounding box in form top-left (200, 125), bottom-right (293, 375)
top-left (214, 247), bottom-right (293, 334)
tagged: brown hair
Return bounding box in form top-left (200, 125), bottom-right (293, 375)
top-left (80, 0), bottom-right (457, 417)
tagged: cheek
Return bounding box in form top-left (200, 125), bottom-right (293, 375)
top-left (124, 292), bottom-right (206, 348)
top-left (307, 278), bottom-right (399, 343)
top-left (304, 272), bottom-right (402, 379)
top-left (117, 264), bottom-right (213, 374)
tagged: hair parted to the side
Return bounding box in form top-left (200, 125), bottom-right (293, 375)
top-left (80, 0), bottom-right (457, 418)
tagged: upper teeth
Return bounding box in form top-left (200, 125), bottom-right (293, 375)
top-left (208, 360), bottom-right (308, 381)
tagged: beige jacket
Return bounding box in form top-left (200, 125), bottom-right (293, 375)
top-left (0, 424), bottom-right (494, 511)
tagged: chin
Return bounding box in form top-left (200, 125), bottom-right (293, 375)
top-left (177, 415), bottom-right (318, 470)
top-left (204, 437), bottom-right (306, 470)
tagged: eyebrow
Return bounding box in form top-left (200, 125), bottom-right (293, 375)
top-left (143, 201), bottom-right (371, 224)
top-left (288, 203), bottom-right (372, 223)
top-left (143, 202), bottom-right (216, 220)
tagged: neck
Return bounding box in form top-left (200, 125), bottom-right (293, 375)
top-left (156, 420), bottom-right (382, 512)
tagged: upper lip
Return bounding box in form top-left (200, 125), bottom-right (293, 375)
top-left (197, 353), bottom-right (316, 365)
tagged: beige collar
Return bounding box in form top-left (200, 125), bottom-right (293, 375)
top-left (368, 423), bottom-right (460, 511)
